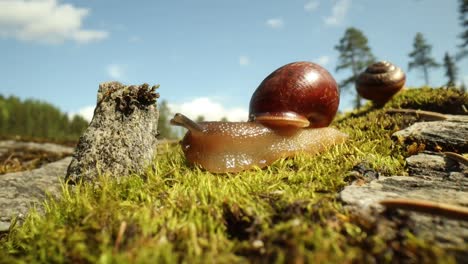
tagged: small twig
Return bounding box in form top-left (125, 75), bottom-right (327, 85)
top-left (443, 152), bottom-right (468, 166)
top-left (114, 221), bottom-right (127, 252)
top-left (3, 153), bottom-right (14, 163)
top-left (380, 198), bottom-right (468, 221)
top-left (385, 108), bottom-right (447, 121)
top-left (161, 167), bottom-right (177, 178)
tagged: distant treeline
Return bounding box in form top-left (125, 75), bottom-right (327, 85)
top-left (158, 100), bottom-right (181, 140)
top-left (0, 95), bottom-right (89, 142)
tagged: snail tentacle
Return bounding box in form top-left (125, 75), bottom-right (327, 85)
top-left (170, 113), bottom-right (205, 134)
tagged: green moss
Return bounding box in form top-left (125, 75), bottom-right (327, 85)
top-left (385, 86), bottom-right (467, 114)
top-left (1, 87), bottom-right (465, 263)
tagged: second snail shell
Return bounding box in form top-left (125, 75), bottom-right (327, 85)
top-left (356, 61), bottom-right (406, 106)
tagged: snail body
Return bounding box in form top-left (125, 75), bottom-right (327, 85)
top-left (171, 61), bottom-right (347, 173)
top-left (171, 113), bottom-right (347, 173)
top-left (356, 61), bottom-right (406, 106)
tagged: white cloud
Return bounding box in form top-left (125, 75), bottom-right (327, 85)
top-left (128, 35), bottom-right (141, 43)
top-left (239, 55), bottom-right (250, 66)
top-left (69, 97), bottom-right (249, 124)
top-left (266, 18), bottom-right (284, 29)
top-left (313, 55), bottom-right (330, 66)
top-left (304, 1), bottom-right (319, 12)
top-left (323, 0), bottom-right (351, 26)
top-left (69, 105), bottom-right (94, 122)
top-left (107, 64), bottom-right (125, 79)
top-left (0, 0), bottom-right (108, 44)
top-left (169, 97), bottom-right (248, 122)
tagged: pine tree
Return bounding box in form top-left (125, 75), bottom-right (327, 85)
top-left (457, 0), bottom-right (468, 59)
top-left (0, 95), bottom-right (88, 141)
top-left (69, 115), bottom-right (88, 137)
top-left (0, 96), bottom-right (6, 135)
top-left (443, 52), bottom-right (458, 86)
top-left (459, 0), bottom-right (468, 47)
top-left (195, 115), bottom-right (205, 122)
top-left (335, 27), bottom-right (376, 108)
top-left (408, 33), bottom-right (439, 85)
top-left (157, 100), bottom-right (176, 139)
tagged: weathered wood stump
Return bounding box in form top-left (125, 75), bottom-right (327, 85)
top-left (65, 82), bottom-right (160, 184)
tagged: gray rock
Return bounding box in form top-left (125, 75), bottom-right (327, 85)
top-left (0, 221), bottom-right (10, 232)
top-left (341, 113), bottom-right (468, 257)
top-left (392, 116), bottom-right (468, 152)
top-left (0, 140), bottom-right (74, 157)
top-left (340, 175), bottom-right (468, 212)
top-left (340, 152), bottom-right (468, 250)
top-left (406, 152), bottom-right (465, 179)
top-left (65, 82), bottom-right (160, 183)
top-left (445, 114), bottom-right (468, 123)
top-left (0, 157), bottom-right (72, 232)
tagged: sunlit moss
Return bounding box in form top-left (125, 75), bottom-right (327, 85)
top-left (385, 86), bottom-right (467, 114)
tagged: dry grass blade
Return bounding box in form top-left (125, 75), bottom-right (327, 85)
top-left (443, 152), bottom-right (468, 166)
top-left (114, 221), bottom-right (127, 252)
top-left (385, 108), bottom-right (448, 121)
top-left (380, 198), bottom-right (468, 221)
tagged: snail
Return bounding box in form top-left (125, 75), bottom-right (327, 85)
top-left (356, 61), bottom-right (406, 107)
top-left (170, 61), bottom-right (348, 173)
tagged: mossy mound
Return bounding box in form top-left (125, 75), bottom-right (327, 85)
top-left (0, 87), bottom-right (466, 263)
top-left (386, 86), bottom-right (467, 114)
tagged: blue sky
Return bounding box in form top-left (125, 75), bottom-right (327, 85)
top-left (0, 0), bottom-right (465, 121)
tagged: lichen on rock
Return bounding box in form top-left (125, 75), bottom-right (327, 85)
top-left (65, 82), bottom-right (160, 184)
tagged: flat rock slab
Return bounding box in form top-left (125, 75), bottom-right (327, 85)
top-left (340, 151), bottom-right (468, 250)
top-left (0, 140), bottom-right (74, 157)
top-left (392, 115), bottom-right (468, 152)
top-left (406, 152), bottom-right (466, 180)
top-left (0, 157), bottom-right (71, 232)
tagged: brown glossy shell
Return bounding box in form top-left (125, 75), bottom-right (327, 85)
top-left (249, 61), bottom-right (340, 128)
top-left (356, 61), bottom-right (406, 106)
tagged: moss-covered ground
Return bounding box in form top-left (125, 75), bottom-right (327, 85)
top-left (0, 87), bottom-right (466, 263)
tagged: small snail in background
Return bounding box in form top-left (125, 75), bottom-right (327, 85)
top-left (170, 61), bottom-right (348, 173)
top-left (356, 61), bottom-right (406, 107)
